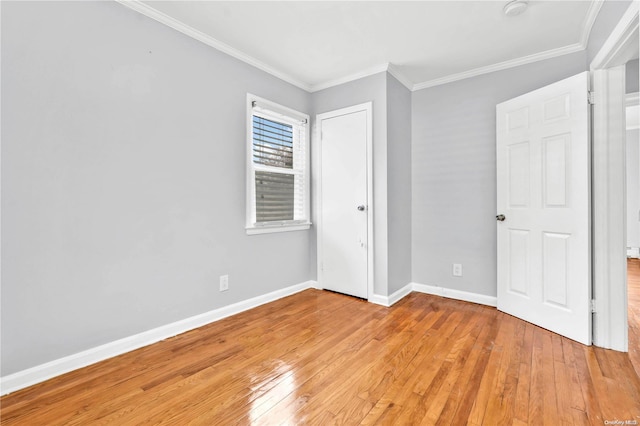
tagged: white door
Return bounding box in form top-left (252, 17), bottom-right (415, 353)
top-left (496, 72), bottom-right (591, 345)
top-left (317, 103), bottom-right (371, 299)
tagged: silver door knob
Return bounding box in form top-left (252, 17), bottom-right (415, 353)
top-left (357, 205), bottom-right (366, 211)
top-left (496, 214), bottom-right (506, 221)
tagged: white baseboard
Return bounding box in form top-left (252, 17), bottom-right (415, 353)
top-left (369, 283), bottom-right (413, 307)
top-left (0, 280), bottom-right (318, 396)
top-left (388, 283), bottom-right (413, 306)
top-left (368, 294), bottom-right (390, 306)
top-left (627, 247), bottom-right (640, 258)
top-left (369, 282), bottom-right (495, 308)
top-left (411, 282), bottom-right (497, 307)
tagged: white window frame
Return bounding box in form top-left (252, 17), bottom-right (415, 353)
top-left (246, 94), bottom-right (311, 235)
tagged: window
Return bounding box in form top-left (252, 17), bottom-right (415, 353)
top-left (246, 94), bottom-right (311, 234)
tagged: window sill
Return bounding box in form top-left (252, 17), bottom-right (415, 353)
top-left (246, 222), bottom-right (311, 235)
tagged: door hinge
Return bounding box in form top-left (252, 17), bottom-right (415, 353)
top-left (590, 299), bottom-right (597, 313)
top-left (588, 91), bottom-right (595, 105)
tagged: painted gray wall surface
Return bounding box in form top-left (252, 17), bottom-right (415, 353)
top-left (1, 1), bottom-right (312, 376)
top-left (587, 0), bottom-right (633, 65)
top-left (411, 51), bottom-right (587, 297)
top-left (627, 129), bottom-right (640, 249)
top-left (626, 59), bottom-right (639, 93)
top-left (386, 74), bottom-right (412, 294)
top-left (311, 72), bottom-right (389, 296)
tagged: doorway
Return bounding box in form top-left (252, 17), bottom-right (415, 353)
top-left (590, 1), bottom-right (638, 351)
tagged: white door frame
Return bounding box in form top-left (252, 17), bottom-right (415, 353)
top-left (590, 1), bottom-right (639, 351)
top-left (314, 102), bottom-right (374, 300)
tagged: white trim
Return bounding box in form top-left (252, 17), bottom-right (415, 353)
top-left (246, 223), bottom-right (311, 235)
top-left (246, 94), bottom-right (311, 234)
top-left (386, 64), bottom-right (414, 92)
top-left (388, 284), bottom-right (413, 306)
top-left (116, 0), bottom-right (610, 94)
top-left (368, 294), bottom-right (391, 307)
top-left (413, 43), bottom-right (584, 91)
top-left (590, 1), bottom-right (639, 70)
top-left (0, 5), bottom-right (3, 387)
top-left (369, 283), bottom-right (496, 308)
top-left (580, 0), bottom-right (605, 49)
top-left (626, 92), bottom-right (640, 107)
top-left (411, 0), bottom-right (601, 92)
top-left (592, 66), bottom-right (629, 352)
top-left (114, 0), bottom-right (312, 92)
top-left (369, 283), bottom-right (413, 307)
top-left (315, 103), bottom-right (374, 301)
top-left (627, 104), bottom-right (640, 130)
top-left (590, 0), bottom-right (639, 353)
top-left (411, 283), bottom-right (498, 308)
top-left (309, 64), bottom-right (389, 93)
top-left (0, 280), bottom-right (318, 396)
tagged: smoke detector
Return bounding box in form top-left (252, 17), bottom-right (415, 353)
top-left (504, 0), bottom-right (528, 17)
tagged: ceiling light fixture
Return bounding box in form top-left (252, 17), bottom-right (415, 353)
top-left (503, 0), bottom-right (528, 17)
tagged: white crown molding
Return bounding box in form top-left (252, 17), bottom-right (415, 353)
top-left (627, 92), bottom-right (640, 107)
top-left (580, 0), bottom-right (605, 48)
top-left (590, 0), bottom-right (639, 70)
top-left (114, 0), bottom-right (312, 92)
top-left (310, 63), bottom-right (414, 93)
top-left (308, 63), bottom-right (390, 93)
top-left (410, 0), bottom-right (602, 91)
top-left (386, 64), bottom-right (414, 92)
top-left (116, 0), bottom-right (608, 94)
top-left (412, 42), bottom-right (584, 91)
top-left (0, 280), bottom-right (318, 396)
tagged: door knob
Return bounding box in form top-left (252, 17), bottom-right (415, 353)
top-left (357, 205), bottom-right (366, 211)
top-left (496, 214), bottom-right (506, 221)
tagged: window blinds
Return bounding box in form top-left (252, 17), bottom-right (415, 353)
top-left (251, 107), bottom-right (308, 225)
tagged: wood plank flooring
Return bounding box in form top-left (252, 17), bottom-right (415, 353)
top-left (2, 286), bottom-right (640, 425)
top-left (629, 258), bottom-right (640, 377)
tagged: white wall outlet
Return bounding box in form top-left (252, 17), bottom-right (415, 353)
top-left (452, 264), bottom-right (463, 277)
top-left (219, 274), bottom-right (229, 292)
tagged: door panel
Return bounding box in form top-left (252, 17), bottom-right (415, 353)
top-left (497, 71), bottom-right (590, 345)
top-left (318, 107), bottom-right (369, 299)
top-left (508, 142), bottom-right (530, 208)
top-left (507, 229), bottom-right (530, 297)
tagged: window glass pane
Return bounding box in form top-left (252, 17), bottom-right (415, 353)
top-left (253, 116), bottom-right (293, 169)
top-left (255, 170), bottom-right (294, 222)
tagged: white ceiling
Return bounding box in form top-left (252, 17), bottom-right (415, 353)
top-left (126, 1), bottom-right (600, 92)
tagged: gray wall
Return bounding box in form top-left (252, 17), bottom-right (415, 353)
top-left (411, 51), bottom-right (587, 297)
top-left (386, 74), bottom-right (412, 294)
top-left (1, 1), bottom-right (312, 376)
top-left (311, 72), bottom-right (389, 296)
top-left (627, 59), bottom-right (639, 93)
top-left (2, 0), bottom-right (635, 378)
top-left (628, 129), bottom-right (640, 250)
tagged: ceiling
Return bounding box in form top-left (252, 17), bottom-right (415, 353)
top-left (124, 1), bottom-right (600, 92)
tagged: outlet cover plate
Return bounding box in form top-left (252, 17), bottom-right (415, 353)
top-left (220, 275), bottom-right (229, 291)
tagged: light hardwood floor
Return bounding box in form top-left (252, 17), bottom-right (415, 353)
top-left (2, 284), bottom-right (640, 425)
top-left (629, 258), bottom-right (640, 377)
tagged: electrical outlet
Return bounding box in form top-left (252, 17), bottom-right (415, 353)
top-left (219, 275), bottom-right (229, 292)
top-left (452, 264), bottom-right (463, 277)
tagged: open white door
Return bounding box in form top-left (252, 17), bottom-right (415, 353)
top-left (496, 72), bottom-right (591, 345)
